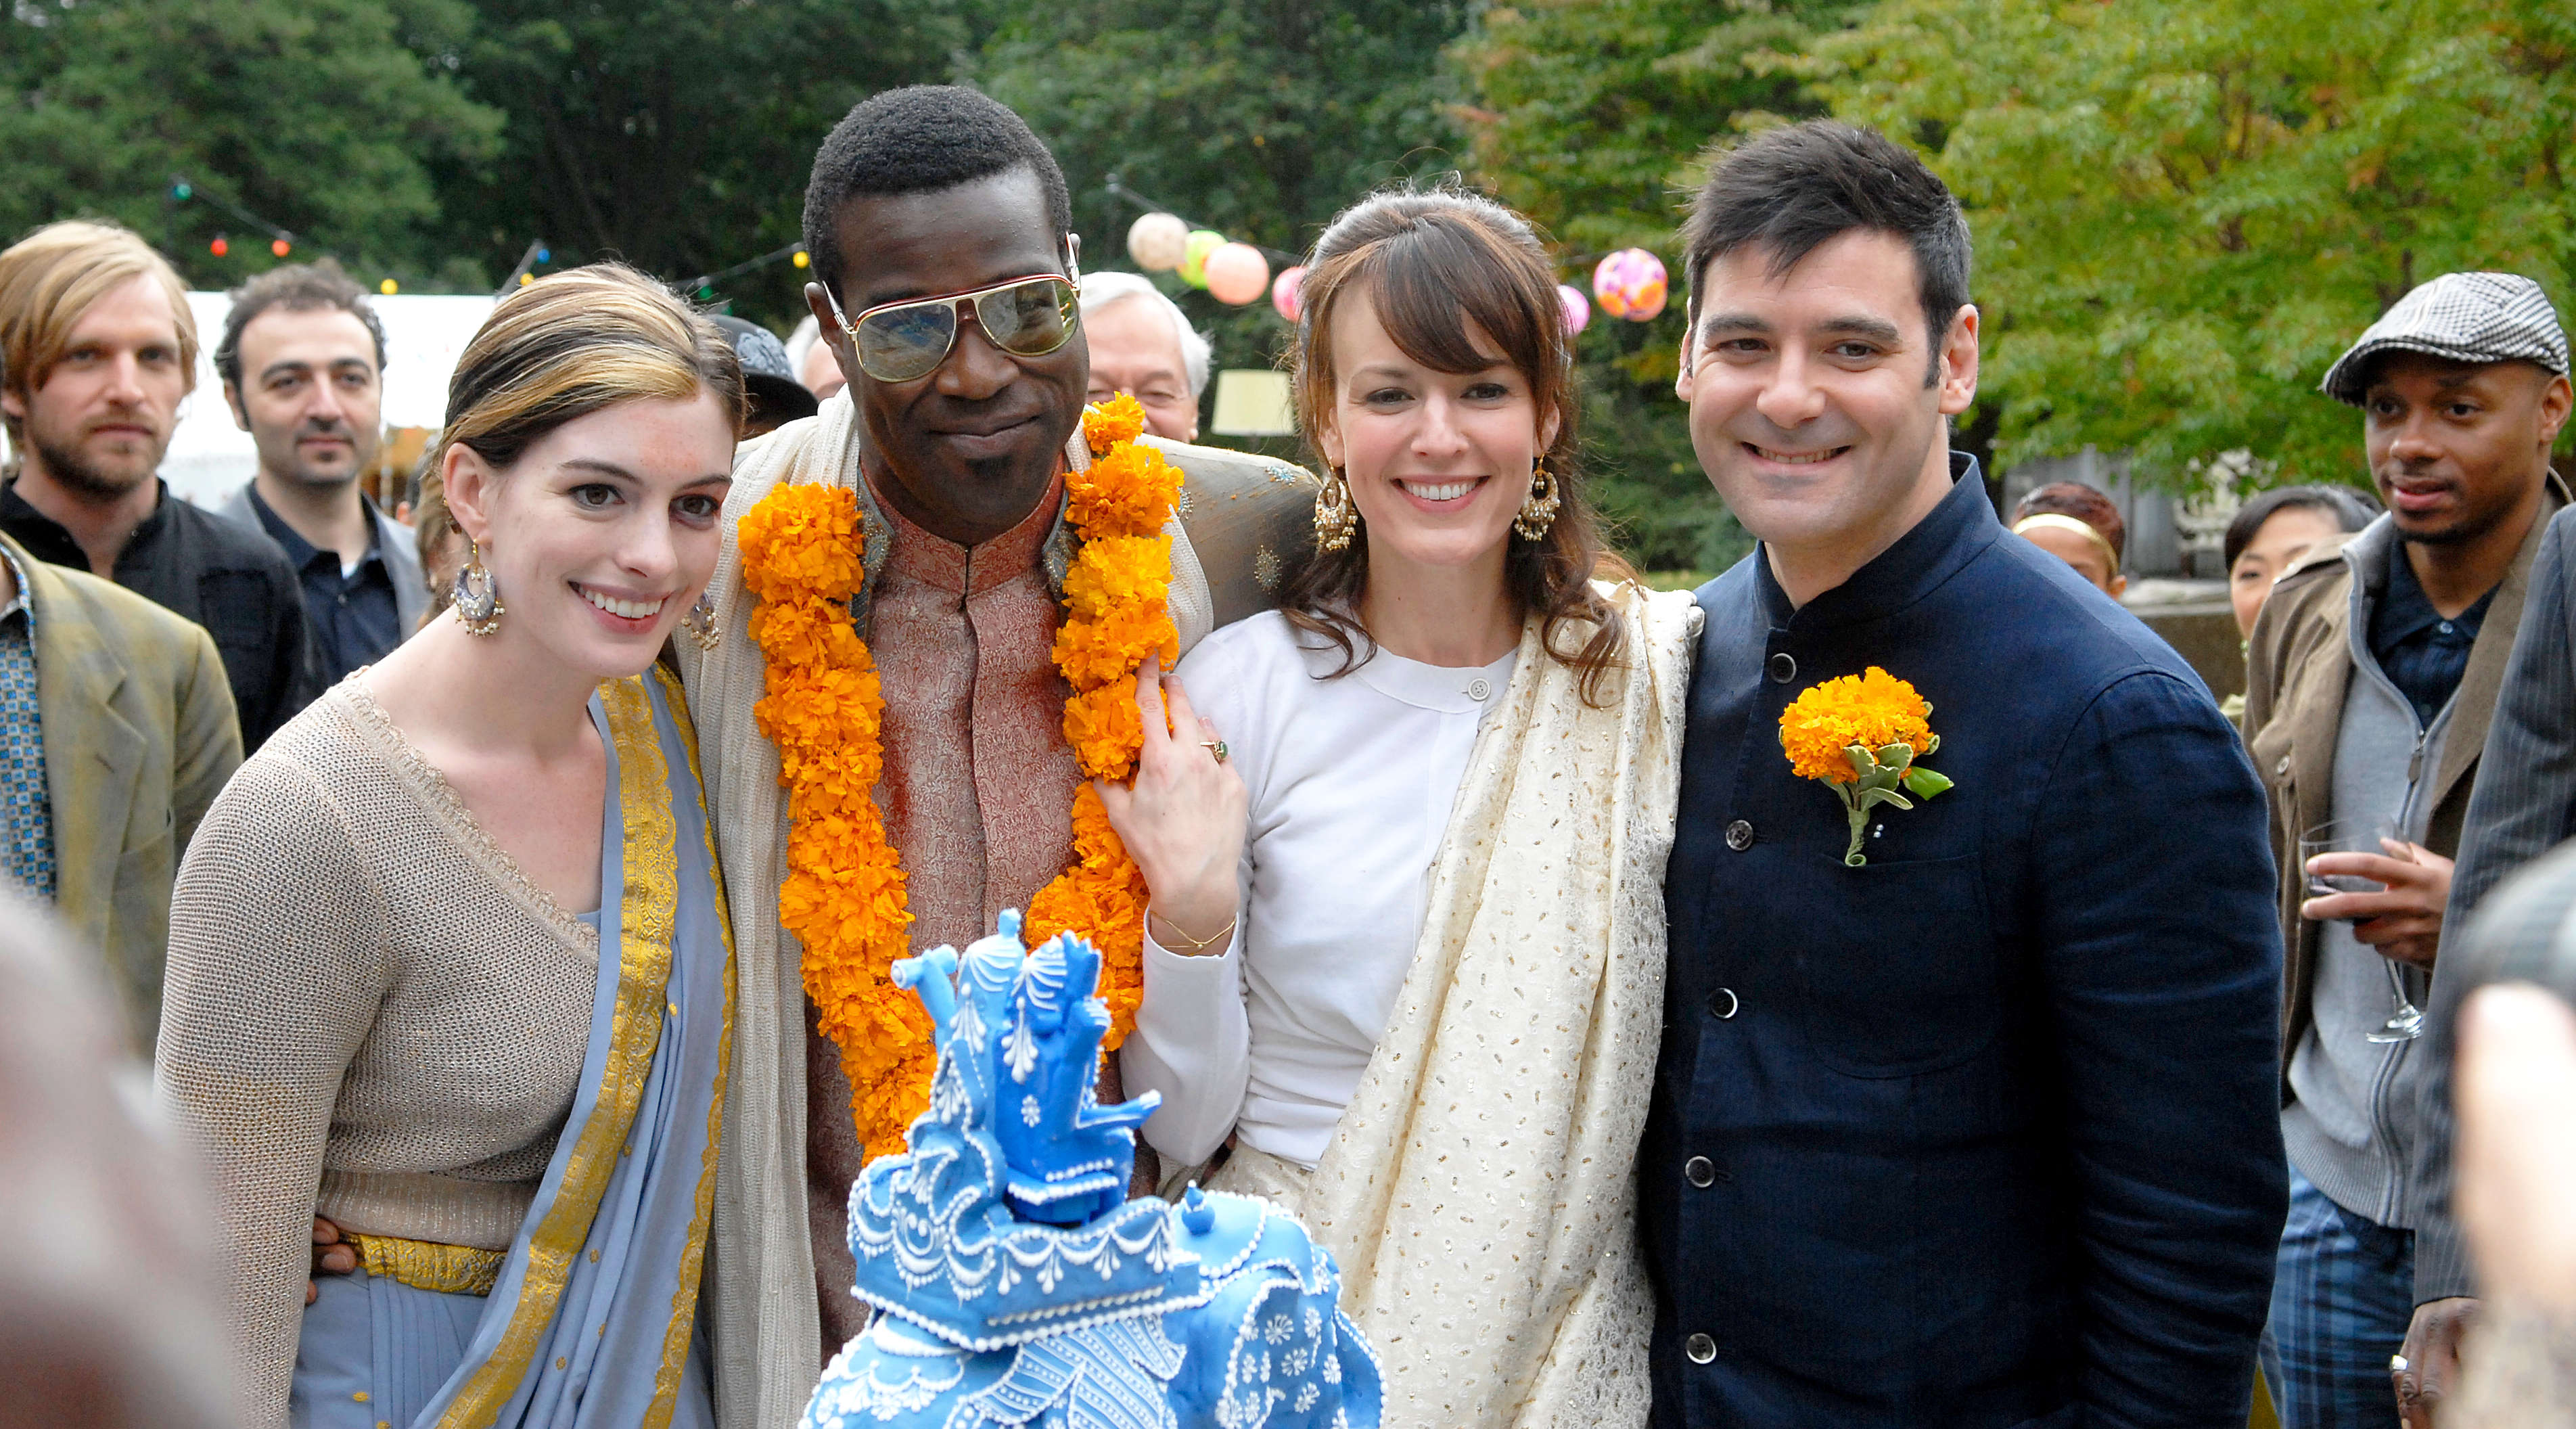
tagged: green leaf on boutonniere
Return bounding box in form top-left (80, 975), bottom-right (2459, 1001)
top-left (1903, 767), bottom-right (1954, 800)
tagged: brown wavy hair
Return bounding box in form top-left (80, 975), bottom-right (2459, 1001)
top-left (1286, 185), bottom-right (1630, 705)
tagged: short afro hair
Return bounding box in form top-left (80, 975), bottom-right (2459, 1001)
top-left (802, 85), bottom-right (1074, 301)
top-left (1682, 120), bottom-right (1971, 385)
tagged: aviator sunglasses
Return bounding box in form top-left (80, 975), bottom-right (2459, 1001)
top-left (823, 243), bottom-right (1083, 384)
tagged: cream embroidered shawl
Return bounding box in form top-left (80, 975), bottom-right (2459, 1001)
top-left (1218, 581), bottom-right (1700, 1428)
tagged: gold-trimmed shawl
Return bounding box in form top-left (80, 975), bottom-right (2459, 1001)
top-left (439, 677), bottom-right (678, 1424)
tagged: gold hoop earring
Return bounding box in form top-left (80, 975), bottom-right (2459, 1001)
top-left (1314, 467), bottom-right (1360, 553)
top-left (1513, 457), bottom-right (1562, 541)
top-left (452, 535), bottom-right (505, 637)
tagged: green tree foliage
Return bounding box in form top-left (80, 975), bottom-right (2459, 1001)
top-left (977, 0), bottom-right (1473, 465)
top-left (1452, 0), bottom-right (1847, 575)
top-left (428, 0), bottom-right (982, 327)
top-left (1799, 0), bottom-right (2576, 487)
top-left (0, 0), bottom-right (501, 288)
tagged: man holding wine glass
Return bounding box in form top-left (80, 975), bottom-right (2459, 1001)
top-left (2242, 272), bottom-right (2573, 1426)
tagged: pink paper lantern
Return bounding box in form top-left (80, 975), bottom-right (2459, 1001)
top-left (1272, 265), bottom-right (1306, 322)
top-left (1557, 283), bottom-right (1590, 336)
top-left (1204, 242), bottom-right (1271, 306)
top-left (1592, 248), bottom-right (1670, 322)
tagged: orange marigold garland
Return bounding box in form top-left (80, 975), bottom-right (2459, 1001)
top-left (1026, 393), bottom-right (1180, 1044)
top-left (738, 482), bottom-right (929, 1158)
top-left (739, 393), bottom-right (1179, 1160)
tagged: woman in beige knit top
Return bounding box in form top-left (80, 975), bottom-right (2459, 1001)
top-left (160, 265), bottom-right (743, 1429)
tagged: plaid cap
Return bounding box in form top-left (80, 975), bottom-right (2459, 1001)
top-left (2321, 271), bottom-right (2569, 405)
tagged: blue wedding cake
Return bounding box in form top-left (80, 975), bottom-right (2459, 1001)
top-left (802, 911), bottom-right (1383, 1429)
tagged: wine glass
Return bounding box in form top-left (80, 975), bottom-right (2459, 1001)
top-left (2297, 818), bottom-right (2426, 1043)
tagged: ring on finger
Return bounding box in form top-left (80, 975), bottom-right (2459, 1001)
top-left (1201, 740), bottom-right (1228, 763)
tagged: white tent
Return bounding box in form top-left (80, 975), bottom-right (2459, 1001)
top-left (162, 291), bottom-right (497, 507)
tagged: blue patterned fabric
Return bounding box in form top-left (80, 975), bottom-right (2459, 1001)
top-left (2261, 1166), bottom-right (2413, 1429)
top-left (0, 541), bottom-right (52, 901)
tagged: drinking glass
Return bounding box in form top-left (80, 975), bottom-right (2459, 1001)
top-left (2297, 818), bottom-right (2425, 1043)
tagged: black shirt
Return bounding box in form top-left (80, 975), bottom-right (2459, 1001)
top-left (244, 485), bottom-right (402, 685)
top-left (2367, 538), bottom-right (2496, 729)
top-left (0, 478), bottom-right (323, 748)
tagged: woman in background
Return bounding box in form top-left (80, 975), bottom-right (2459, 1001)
top-left (2226, 484), bottom-right (2380, 638)
top-left (160, 265), bottom-right (740, 1429)
top-left (2012, 479), bottom-right (2130, 596)
top-left (1109, 187), bottom-right (1699, 1427)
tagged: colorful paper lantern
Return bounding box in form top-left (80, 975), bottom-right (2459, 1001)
top-left (1179, 229), bottom-right (1225, 288)
top-left (272, 237), bottom-right (292, 258)
top-left (1557, 283), bottom-right (1591, 336)
top-left (1272, 265), bottom-right (1306, 323)
top-left (1592, 248), bottom-right (1669, 322)
top-left (1204, 243), bottom-right (1270, 306)
top-left (1127, 212), bottom-right (1189, 272)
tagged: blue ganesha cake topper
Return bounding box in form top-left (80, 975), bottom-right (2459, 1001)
top-left (805, 911), bottom-right (1383, 1429)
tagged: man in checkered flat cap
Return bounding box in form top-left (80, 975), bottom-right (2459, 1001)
top-left (2388, 275), bottom-right (2576, 1424)
top-left (2243, 270), bottom-right (2573, 1428)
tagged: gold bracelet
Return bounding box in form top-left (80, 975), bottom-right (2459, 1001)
top-left (1156, 913), bottom-right (1238, 951)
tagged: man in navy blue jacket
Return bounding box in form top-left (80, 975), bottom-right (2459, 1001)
top-left (1643, 120), bottom-right (2289, 1427)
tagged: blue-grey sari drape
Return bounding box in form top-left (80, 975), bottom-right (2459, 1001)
top-left (293, 668), bottom-right (735, 1429)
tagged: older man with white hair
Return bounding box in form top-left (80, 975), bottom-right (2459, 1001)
top-left (1078, 270), bottom-right (1210, 443)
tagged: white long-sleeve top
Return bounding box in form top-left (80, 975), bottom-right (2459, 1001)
top-left (1122, 610), bottom-right (1516, 1169)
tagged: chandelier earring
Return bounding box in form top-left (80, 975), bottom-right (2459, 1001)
top-left (682, 589), bottom-right (721, 652)
top-left (1314, 466), bottom-right (1360, 553)
top-left (1513, 457), bottom-right (1563, 541)
top-left (452, 535), bottom-right (505, 637)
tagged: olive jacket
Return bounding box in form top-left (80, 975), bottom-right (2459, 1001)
top-left (18, 531), bottom-right (242, 1047)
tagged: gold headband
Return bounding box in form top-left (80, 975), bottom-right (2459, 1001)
top-left (2012, 512), bottom-right (2120, 568)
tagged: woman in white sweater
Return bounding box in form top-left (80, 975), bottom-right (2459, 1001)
top-left (159, 266), bottom-right (741, 1429)
top-left (1109, 188), bottom-right (1699, 1428)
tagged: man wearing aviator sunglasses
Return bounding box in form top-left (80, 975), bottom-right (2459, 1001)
top-left (671, 84), bottom-right (1318, 1426)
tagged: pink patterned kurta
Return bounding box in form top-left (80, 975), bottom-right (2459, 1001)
top-left (803, 473), bottom-right (1082, 1354)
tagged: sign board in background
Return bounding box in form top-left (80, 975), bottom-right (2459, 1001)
top-left (1210, 369), bottom-right (1295, 437)
top-left (160, 292), bottom-right (497, 507)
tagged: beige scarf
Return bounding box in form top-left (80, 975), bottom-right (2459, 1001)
top-left (1212, 581), bottom-right (1700, 1429)
top-left (675, 393), bottom-right (1222, 1429)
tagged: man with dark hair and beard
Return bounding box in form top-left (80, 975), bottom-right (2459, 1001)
top-left (2245, 272), bottom-right (2572, 1426)
top-left (0, 221), bottom-right (321, 747)
top-left (209, 260), bottom-right (428, 681)
top-left (671, 84), bottom-right (1316, 1425)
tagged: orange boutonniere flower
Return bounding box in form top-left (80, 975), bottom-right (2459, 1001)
top-left (737, 400), bottom-right (1179, 1160)
top-left (1778, 666), bottom-right (1955, 866)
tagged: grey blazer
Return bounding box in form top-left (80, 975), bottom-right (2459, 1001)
top-left (2416, 502), bottom-right (2576, 1303)
top-left (208, 481), bottom-right (430, 637)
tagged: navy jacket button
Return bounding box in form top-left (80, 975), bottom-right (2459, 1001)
top-left (1685, 1155), bottom-right (1716, 1188)
top-left (1685, 1332), bottom-right (1717, 1364)
top-left (1709, 986), bottom-right (1739, 1020)
top-left (1724, 819), bottom-right (1753, 851)
top-left (1768, 652), bottom-right (1796, 683)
